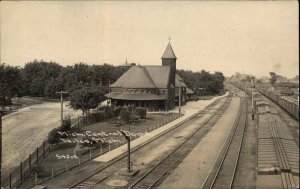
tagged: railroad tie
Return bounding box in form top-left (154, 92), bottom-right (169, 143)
top-left (281, 172), bottom-right (296, 189)
top-left (272, 128), bottom-right (290, 171)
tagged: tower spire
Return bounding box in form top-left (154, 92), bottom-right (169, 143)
top-left (161, 41), bottom-right (177, 59)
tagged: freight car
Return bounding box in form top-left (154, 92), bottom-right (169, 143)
top-left (230, 82), bottom-right (299, 120)
top-left (278, 96), bottom-right (299, 120)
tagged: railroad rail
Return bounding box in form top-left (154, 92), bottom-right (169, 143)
top-left (266, 115), bottom-right (297, 188)
top-left (201, 97), bottom-right (247, 189)
top-left (67, 96), bottom-right (232, 189)
top-left (127, 97), bottom-right (232, 189)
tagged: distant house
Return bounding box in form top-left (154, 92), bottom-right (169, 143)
top-left (105, 42), bottom-right (193, 111)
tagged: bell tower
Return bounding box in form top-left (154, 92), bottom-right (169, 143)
top-left (161, 41), bottom-right (177, 87)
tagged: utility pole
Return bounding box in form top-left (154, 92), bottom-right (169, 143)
top-left (56, 91), bottom-right (68, 126)
top-left (108, 79), bottom-right (111, 93)
top-left (178, 81), bottom-right (181, 114)
top-left (107, 79), bottom-right (111, 107)
top-left (251, 89), bottom-right (254, 109)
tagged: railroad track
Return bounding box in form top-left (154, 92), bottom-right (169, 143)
top-left (201, 97), bottom-right (247, 189)
top-left (67, 96), bottom-right (232, 189)
top-left (266, 115), bottom-right (297, 189)
top-left (127, 97), bottom-right (232, 189)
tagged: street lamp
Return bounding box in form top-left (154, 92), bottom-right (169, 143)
top-left (120, 130), bottom-right (131, 172)
top-left (56, 91), bottom-right (68, 126)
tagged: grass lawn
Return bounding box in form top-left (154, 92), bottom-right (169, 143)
top-left (21, 112), bottom-right (179, 186)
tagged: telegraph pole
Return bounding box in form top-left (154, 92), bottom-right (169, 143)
top-left (178, 81), bottom-right (181, 114)
top-left (108, 79), bottom-right (111, 93)
top-left (56, 91), bottom-right (68, 125)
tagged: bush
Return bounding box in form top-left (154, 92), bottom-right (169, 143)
top-left (134, 107), bottom-right (147, 119)
top-left (119, 109), bottom-right (131, 122)
top-left (81, 136), bottom-right (99, 147)
top-left (48, 128), bottom-right (61, 144)
top-left (60, 118), bottom-right (71, 131)
top-left (80, 136), bottom-right (107, 147)
top-left (113, 107), bottom-right (122, 115)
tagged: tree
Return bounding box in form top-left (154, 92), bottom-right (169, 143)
top-left (23, 60), bottom-right (63, 96)
top-left (269, 72), bottom-right (277, 87)
top-left (177, 69), bottom-right (225, 95)
top-left (0, 64), bottom-right (23, 107)
top-left (44, 77), bottom-right (64, 98)
top-left (68, 83), bottom-right (107, 116)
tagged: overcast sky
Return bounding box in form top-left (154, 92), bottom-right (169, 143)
top-left (1, 1), bottom-right (298, 78)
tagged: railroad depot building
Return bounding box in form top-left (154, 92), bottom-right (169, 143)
top-left (105, 42), bottom-right (193, 111)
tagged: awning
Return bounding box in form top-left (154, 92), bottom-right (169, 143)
top-left (105, 92), bottom-right (166, 101)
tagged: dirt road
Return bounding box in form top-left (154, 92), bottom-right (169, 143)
top-left (2, 102), bottom-right (81, 179)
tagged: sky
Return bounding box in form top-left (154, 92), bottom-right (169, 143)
top-left (1, 1), bottom-right (299, 78)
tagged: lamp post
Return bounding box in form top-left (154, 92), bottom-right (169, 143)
top-left (120, 131), bottom-right (131, 172)
top-left (56, 91), bottom-right (68, 125)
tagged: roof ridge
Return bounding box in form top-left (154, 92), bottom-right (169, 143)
top-left (141, 66), bottom-right (157, 88)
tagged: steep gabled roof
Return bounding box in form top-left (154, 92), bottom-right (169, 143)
top-left (110, 65), bottom-right (192, 90)
top-left (161, 42), bottom-right (177, 59)
top-left (111, 65), bottom-right (170, 89)
top-left (145, 66), bottom-right (170, 88)
top-left (111, 66), bottom-right (156, 88)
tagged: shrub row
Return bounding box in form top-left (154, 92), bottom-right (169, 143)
top-left (87, 107), bottom-right (122, 123)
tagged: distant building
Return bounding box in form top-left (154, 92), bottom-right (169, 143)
top-left (119, 58), bottom-right (136, 67)
top-left (105, 42), bottom-right (193, 111)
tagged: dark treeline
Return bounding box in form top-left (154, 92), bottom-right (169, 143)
top-left (1, 60), bottom-right (225, 107)
top-left (0, 60), bottom-right (129, 106)
top-left (177, 69), bottom-right (225, 95)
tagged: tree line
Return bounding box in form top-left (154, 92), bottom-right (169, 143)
top-left (177, 69), bottom-right (225, 95)
top-left (1, 60), bottom-right (226, 110)
top-left (0, 60), bottom-right (129, 108)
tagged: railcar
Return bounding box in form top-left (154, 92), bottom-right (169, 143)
top-left (231, 82), bottom-right (299, 120)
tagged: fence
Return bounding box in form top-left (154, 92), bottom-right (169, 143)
top-left (4, 112), bottom-right (184, 189)
top-left (4, 141), bottom-right (51, 188)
